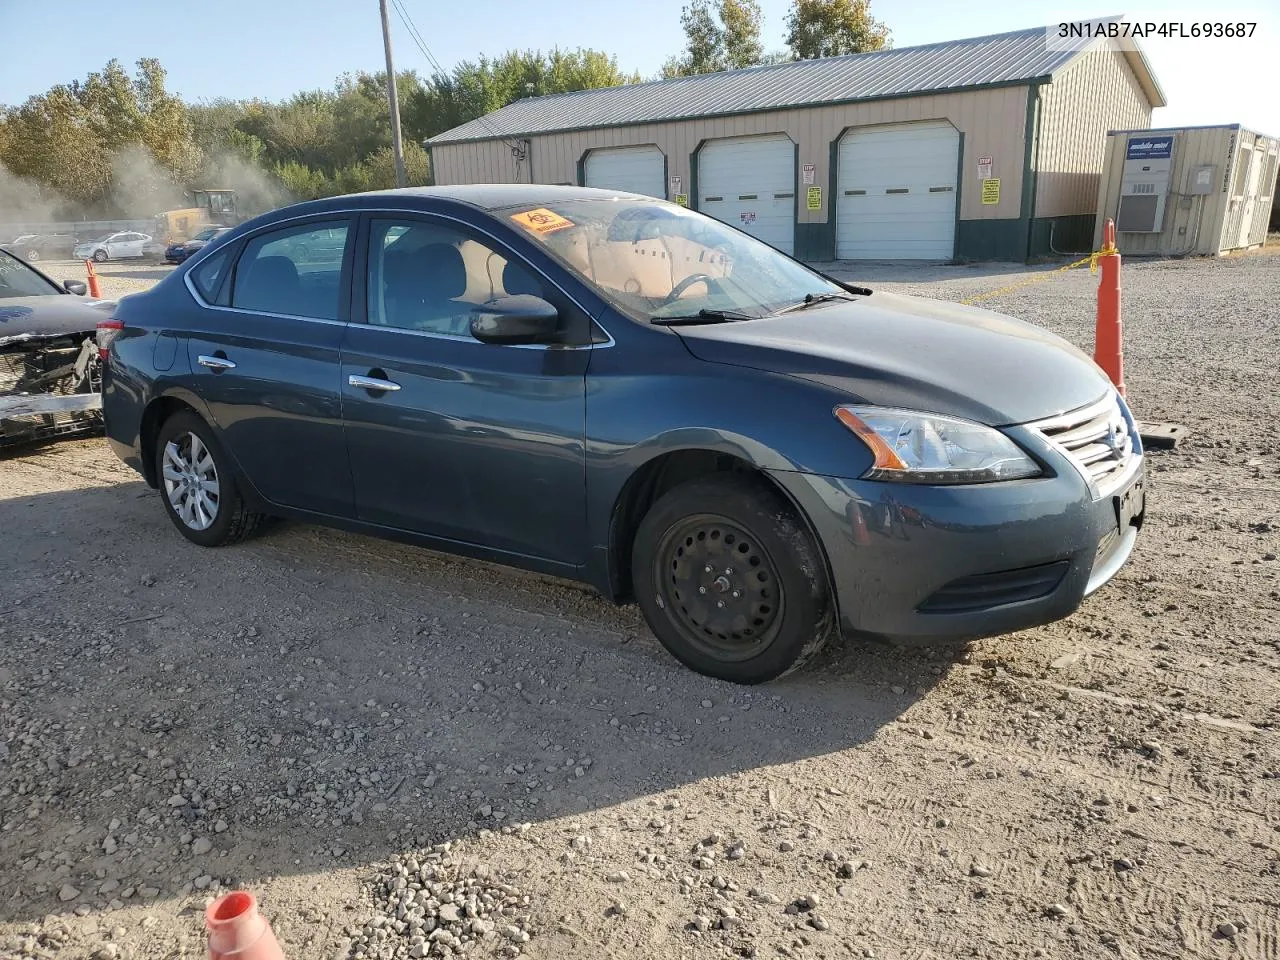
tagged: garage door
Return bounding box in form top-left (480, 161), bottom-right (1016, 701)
top-left (697, 134), bottom-right (795, 254)
top-left (584, 145), bottom-right (666, 199)
top-left (837, 121), bottom-right (959, 260)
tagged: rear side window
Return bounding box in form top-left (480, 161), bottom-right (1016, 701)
top-left (231, 221), bottom-right (350, 321)
top-left (189, 249), bottom-right (231, 304)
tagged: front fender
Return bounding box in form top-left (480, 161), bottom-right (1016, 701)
top-left (583, 353), bottom-right (880, 595)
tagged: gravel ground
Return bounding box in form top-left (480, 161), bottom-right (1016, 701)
top-left (2, 250), bottom-right (1278, 960)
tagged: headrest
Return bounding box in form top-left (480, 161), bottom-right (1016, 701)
top-left (502, 259), bottom-right (542, 298)
top-left (238, 255), bottom-right (299, 311)
top-left (416, 243), bottom-right (467, 299)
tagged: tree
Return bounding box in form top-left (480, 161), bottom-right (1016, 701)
top-left (785, 0), bottom-right (890, 60)
top-left (662, 0), bottom-right (765, 77)
top-left (0, 58), bottom-right (200, 212)
top-left (404, 48), bottom-right (639, 143)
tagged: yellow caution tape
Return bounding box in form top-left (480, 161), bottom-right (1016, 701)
top-left (959, 247), bottom-right (1115, 306)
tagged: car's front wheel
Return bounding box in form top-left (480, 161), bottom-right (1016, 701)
top-left (25, 249), bottom-right (40, 261)
top-left (155, 412), bottom-right (267, 547)
top-left (632, 474), bottom-right (833, 684)
top-left (92, 249), bottom-right (108, 262)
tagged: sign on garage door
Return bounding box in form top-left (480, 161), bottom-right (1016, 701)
top-left (584, 145), bottom-right (666, 199)
top-left (697, 134), bottom-right (795, 255)
top-left (837, 121), bottom-right (959, 260)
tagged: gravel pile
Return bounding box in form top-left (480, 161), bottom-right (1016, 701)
top-left (350, 837), bottom-right (533, 959)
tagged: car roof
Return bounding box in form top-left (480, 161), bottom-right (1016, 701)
top-left (253, 184), bottom-right (655, 220)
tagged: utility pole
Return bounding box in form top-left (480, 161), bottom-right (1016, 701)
top-left (379, 0), bottom-right (408, 188)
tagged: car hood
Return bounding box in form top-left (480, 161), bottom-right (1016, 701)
top-left (673, 291), bottom-right (1113, 426)
top-left (0, 296), bottom-right (118, 346)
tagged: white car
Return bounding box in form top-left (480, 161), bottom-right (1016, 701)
top-left (73, 231), bottom-right (154, 262)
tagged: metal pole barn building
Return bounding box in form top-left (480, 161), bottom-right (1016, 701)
top-left (425, 21), bottom-right (1165, 262)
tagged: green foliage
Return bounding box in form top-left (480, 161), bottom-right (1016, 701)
top-left (0, 46), bottom-right (636, 212)
top-left (0, 58), bottom-right (198, 211)
top-left (785, 0), bottom-right (891, 60)
top-left (406, 48), bottom-right (639, 142)
top-left (663, 0), bottom-right (766, 77)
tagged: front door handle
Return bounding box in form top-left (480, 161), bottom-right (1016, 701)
top-left (349, 374), bottom-right (402, 393)
top-left (197, 354), bottom-right (237, 371)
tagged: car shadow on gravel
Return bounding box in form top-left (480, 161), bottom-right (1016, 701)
top-left (0, 483), bottom-right (951, 923)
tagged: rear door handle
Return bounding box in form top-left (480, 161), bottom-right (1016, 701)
top-left (349, 374), bottom-right (402, 393)
top-left (197, 355), bottom-right (236, 371)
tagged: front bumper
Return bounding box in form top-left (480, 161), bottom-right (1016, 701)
top-left (769, 453), bottom-right (1144, 644)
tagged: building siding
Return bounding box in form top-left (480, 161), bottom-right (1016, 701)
top-left (431, 84), bottom-right (1032, 234)
top-left (1034, 42), bottom-right (1153, 220)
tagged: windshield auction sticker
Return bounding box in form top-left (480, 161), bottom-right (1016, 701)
top-left (510, 209), bottom-right (575, 235)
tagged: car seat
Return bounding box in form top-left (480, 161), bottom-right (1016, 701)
top-left (238, 256), bottom-right (300, 315)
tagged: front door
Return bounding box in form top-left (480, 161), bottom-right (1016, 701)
top-left (185, 217), bottom-right (355, 517)
top-left (340, 215), bottom-right (589, 565)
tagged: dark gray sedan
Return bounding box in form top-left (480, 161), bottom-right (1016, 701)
top-left (100, 186), bottom-right (1144, 684)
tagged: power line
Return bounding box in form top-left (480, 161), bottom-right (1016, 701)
top-left (389, 0), bottom-right (530, 173)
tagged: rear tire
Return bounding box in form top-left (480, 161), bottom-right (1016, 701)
top-left (155, 412), bottom-right (267, 547)
top-left (632, 474), bottom-right (833, 684)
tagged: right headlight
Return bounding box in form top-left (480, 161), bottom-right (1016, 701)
top-left (835, 405), bottom-right (1041, 484)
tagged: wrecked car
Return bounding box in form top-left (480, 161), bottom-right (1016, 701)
top-left (0, 248), bottom-right (116, 446)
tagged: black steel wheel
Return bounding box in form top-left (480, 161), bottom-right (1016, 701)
top-left (655, 515), bottom-right (783, 661)
top-left (633, 474), bottom-right (833, 684)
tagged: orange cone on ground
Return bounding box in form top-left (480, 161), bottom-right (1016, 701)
top-left (84, 260), bottom-right (102, 299)
top-left (206, 891), bottom-right (285, 960)
top-left (1093, 218), bottom-right (1125, 397)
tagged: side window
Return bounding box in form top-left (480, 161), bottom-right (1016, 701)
top-left (367, 218), bottom-right (544, 336)
top-left (231, 221), bottom-right (349, 321)
top-left (189, 248), bottom-right (231, 304)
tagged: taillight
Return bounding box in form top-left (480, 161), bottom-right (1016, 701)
top-left (96, 319), bottom-right (124, 360)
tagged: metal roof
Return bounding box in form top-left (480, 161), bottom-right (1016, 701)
top-left (429, 20), bottom-right (1164, 146)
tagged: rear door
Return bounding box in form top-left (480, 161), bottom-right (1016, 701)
top-left (340, 213), bottom-right (590, 565)
top-left (184, 217), bottom-right (356, 517)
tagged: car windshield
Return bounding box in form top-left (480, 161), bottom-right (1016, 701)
top-left (193, 228), bottom-right (219, 241)
top-left (0, 249), bottom-right (61, 298)
top-left (500, 198), bottom-right (847, 320)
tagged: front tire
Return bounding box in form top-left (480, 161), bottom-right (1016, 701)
top-left (93, 249), bottom-right (108, 262)
top-left (632, 474), bottom-right (833, 684)
top-left (155, 412), bottom-right (267, 547)
top-left (26, 249), bottom-right (40, 261)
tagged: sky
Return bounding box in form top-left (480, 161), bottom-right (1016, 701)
top-left (0, 0), bottom-right (1277, 133)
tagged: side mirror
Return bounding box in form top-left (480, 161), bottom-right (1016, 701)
top-left (64, 279), bottom-right (88, 296)
top-left (470, 295), bottom-right (561, 345)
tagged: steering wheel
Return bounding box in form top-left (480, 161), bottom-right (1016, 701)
top-left (661, 273), bottom-right (718, 305)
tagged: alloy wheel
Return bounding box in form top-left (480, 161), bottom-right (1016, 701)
top-left (162, 432), bottom-right (221, 531)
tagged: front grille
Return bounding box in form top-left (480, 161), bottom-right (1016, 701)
top-left (919, 560), bottom-right (1069, 614)
top-left (1030, 393), bottom-right (1136, 494)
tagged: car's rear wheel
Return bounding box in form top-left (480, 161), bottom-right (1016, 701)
top-left (93, 249), bottom-right (108, 262)
top-left (155, 412), bottom-right (267, 547)
top-left (632, 474), bottom-right (833, 684)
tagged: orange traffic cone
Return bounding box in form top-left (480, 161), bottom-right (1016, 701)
top-left (1093, 218), bottom-right (1125, 397)
top-left (84, 260), bottom-right (102, 299)
top-left (206, 891), bottom-right (285, 960)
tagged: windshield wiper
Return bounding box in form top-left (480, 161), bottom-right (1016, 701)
top-left (774, 290), bottom-right (866, 315)
top-left (650, 309), bottom-right (758, 326)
